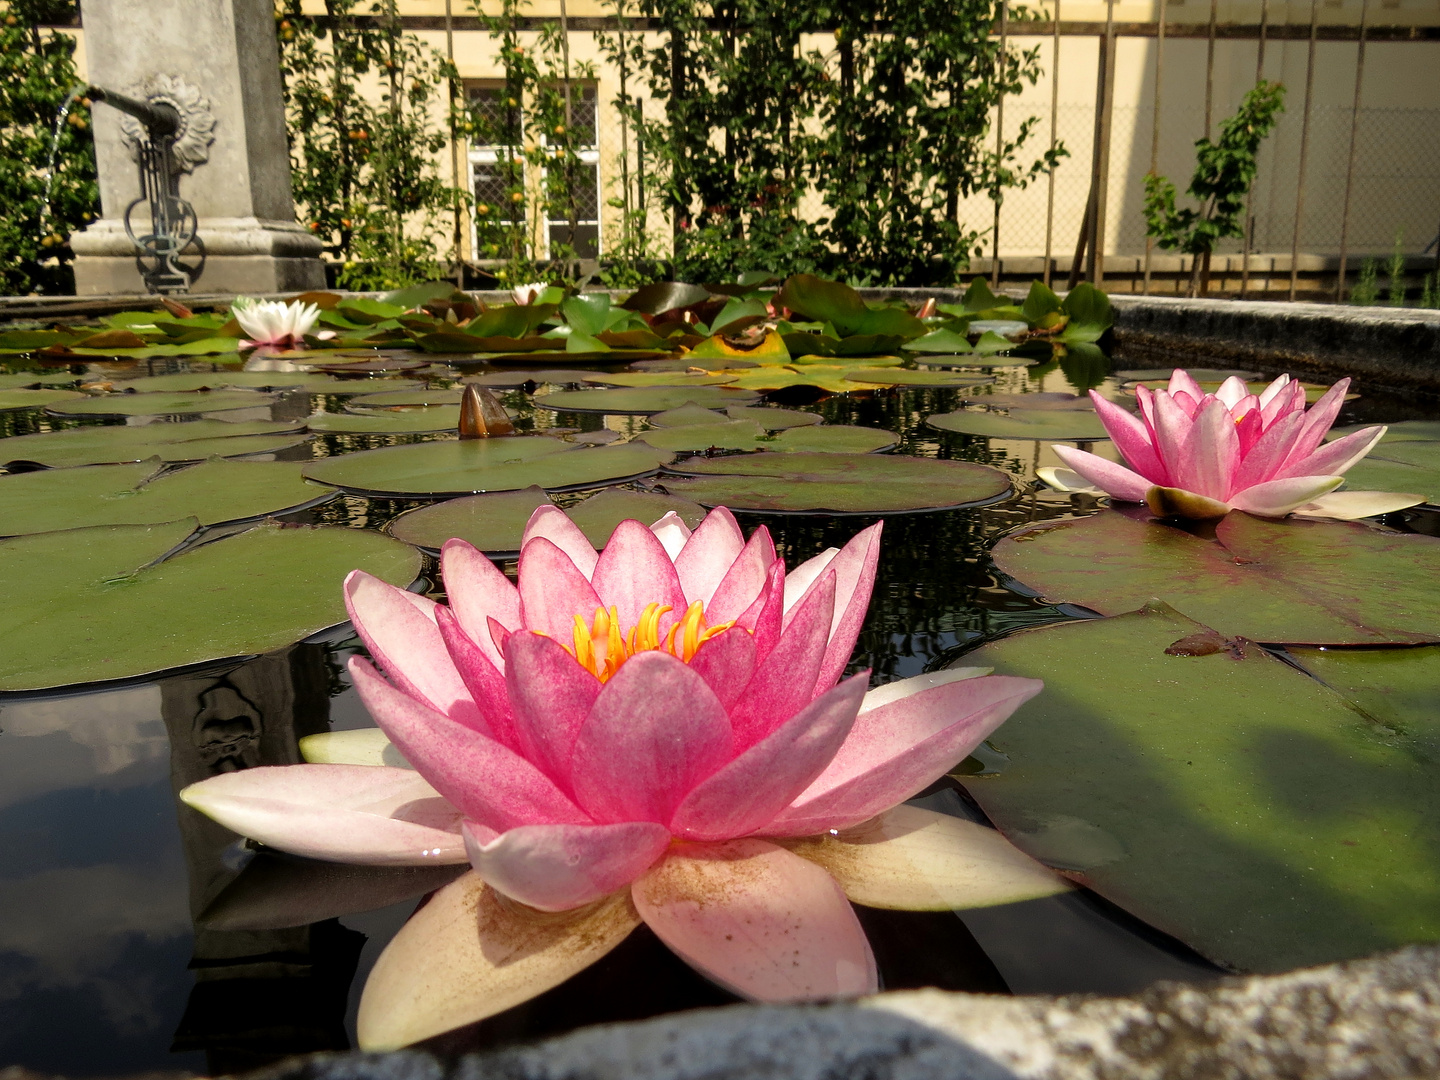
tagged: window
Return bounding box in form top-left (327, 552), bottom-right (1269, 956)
top-left (467, 84), bottom-right (524, 257)
top-left (546, 84), bottom-right (601, 260)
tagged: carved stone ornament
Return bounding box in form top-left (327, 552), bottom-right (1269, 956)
top-left (118, 73), bottom-right (217, 175)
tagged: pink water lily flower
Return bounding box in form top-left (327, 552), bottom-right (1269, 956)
top-left (1052, 369), bottom-right (1387, 519)
top-left (180, 506), bottom-right (1053, 1047)
top-left (232, 297), bottom-right (336, 349)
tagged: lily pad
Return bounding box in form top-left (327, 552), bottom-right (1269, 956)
top-left (390, 485), bottom-right (706, 554)
top-left (638, 420), bottom-right (769, 452)
top-left (0, 519), bottom-right (419, 691)
top-left (0, 372), bottom-right (79, 389)
top-left (648, 404), bottom-right (731, 427)
top-left (960, 392), bottom-right (1095, 411)
top-left (771, 425), bottom-right (898, 453)
top-left (725, 405), bottom-right (821, 429)
top-left (1117, 368), bottom-right (1262, 384)
top-left (0, 459), bottom-right (335, 536)
top-left (927, 409), bottom-right (1110, 441)
top-left (346, 388), bottom-right (466, 409)
top-left (535, 386), bottom-right (760, 415)
top-left (0, 388), bottom-right (85, 411)
top-left (49, 390), bottom-right (275, 416)
top-left (0, 419), bottom-right (307, 468)
top-left (915, 354), bottom-right (1038, 369)
top-left (844, 368), bottom-right (996, 389)
top-left (578, 372), bottom-right (738, 388)
top-left (1335, 427), bottom-right (1440, 505)
top-left (719, 366), bottom-right (889, 394)
top-left (1287, 644), bottom-right (1440, 759)
top-left (991, 509), bottom-right (1440, 644)
top-left (302, 439), bottom-right (671, 497)
top-left (463, 370), bottom-right (601, 388)
top-left (313, 358), bottom-right (427, 374)
top-left (638, 421), bottom-right (897, 455)
top-left (660, 452), bottom-right (1013, 514)
top-left (118, 372), bottom-right (389, 393)
top-left (306, 407), bottom-right (463, 434)
top-left (962, 600), bottom-right (1440, 974)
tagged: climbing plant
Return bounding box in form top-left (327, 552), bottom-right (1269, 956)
top-left (0, 0), bottom-right (97, 295)
top-left (275, 0), bottom-right (463, 289)
top-left (1143, 80), bottom-right (1286, 297)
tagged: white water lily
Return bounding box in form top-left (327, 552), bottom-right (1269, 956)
top-left (511, 282), bottom-right (548, 306)
top-left (232, 297), bottom-right (333, 348)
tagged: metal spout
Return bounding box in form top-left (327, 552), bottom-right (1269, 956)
top-left (88, 85), bottom-right (182, 138)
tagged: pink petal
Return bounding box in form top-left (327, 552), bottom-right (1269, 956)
top-left (1233, 410), bottom-right (1304, 489)
top-left (1167, 368), bottom-right (1205, 402)
top-left (729, 571), bottom-right (836, 749)
top-left (344, 571), bottom-right (483, 730)
top-left (1134, 383), bottom-right (1157, 432)
top-left (705, 524), bottom-right (777, 624)
top-left (650, 511), bottom-right (692, 559)
top-left (783, 547), bottom-right (839, 615)
top-left (464, 820), bottom-right (670, 911)
top-left (1227, 474), bottom-right (1345, 517)
top-left (179, 764), bottom-right (466, 865)
top-left (349, 657), bottom-right (588, 831)
top-left (591, 518), bottom-right (688, 633)
top-left (1088, 391), bottom-right (1167, 483)
top-left (1285, 378), bottom-right (1351, 468)
top-left (517, 537), bottom-right (604, 642)
top-left (503, 631), bottom-right (601, 786)
top-left (674, 506), bottom-right (745, 607)
top-left (1050, 445), bottom-right (1153, 502)
top-left (568, 651), bottom-right (734, 824)
top-left (633, 839), bottom-right (877, 1001)
top-left (670, 672), bottom-right (868, 841)
top-left (811, 522), bottom-right (882, 693)
top-left (1279, 425), bottom-right (1385, 480)
top-left (765, 674), bottom-right (1043, 835)
top-left (687, 624), bottom-right (759, 711)
top-left (1179, 398), bottom-right (1239, 501)
top-left (435, 606), bottom-right (518, 748)
top-left (1214, 375), bottom-right (1249, 409)
top-left (1258, 373), bottom-right (1291, 409)
top-left (1261, 377), bottom-right (1305, 429)
top-left (440, 540), bottom-right (521, 670)
top-left (1171, 389), bottom-right (1199, 417)
top-left (739, 558), bottom-right (785, 659)
top-left (1235, 406), bottom-right (1264, 456)
top-left (521, 505), bottom-right (599, 578)
top-left (1150, 390), bottom-right (1195, 478)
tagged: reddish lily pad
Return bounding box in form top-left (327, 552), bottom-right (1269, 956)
top-left (389, 485), bottom-right (706, 554)
top-left (962, 600), bottom-right (1440, 974)
top-left (660, 452), bottom-right (1013, 514)
top-left (991, 509), bottom-right (1440, 644)
top-left (301, 438), bottom-right (672, 497)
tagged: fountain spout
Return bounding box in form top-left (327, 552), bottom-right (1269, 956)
top-left (86, 85), bottom-right (182, 139)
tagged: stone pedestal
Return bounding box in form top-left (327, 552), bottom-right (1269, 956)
top-left (71, 0), bottom-right (325, 295)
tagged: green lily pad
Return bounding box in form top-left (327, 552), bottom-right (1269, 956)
top-left (346, 388), bottom-right (466, 409)
top-left (648, 404), bottom-right (729, 428)
top-left (962, 600), bottom-right (1440, 974)
top-left (1057, 281), bottom-right (1113, 342)
top-left (390, 485), bottom-right (706, 554)
top-left (118, 371), bottom-right (396, 393)
top-left (67, 336), bottom-right (242, 359)
top-left (1287, 644), bottom-right (1440, 759)
top-left (0, 459), bottom-right (335, 536)
top-left (0, 372), bottom-right (79, 389)
top-left (49, 390), bottom-right (275, 416)
top-left (579, 372), bottom-right (738, 388)
top-left (903, 328), bottom-right (975, 354)
top-left (660, 452), bottom-right (1013, 514)
top-left (301, 439), bottom-right (672, 497)
top-left (464, 370), bottom-right (601, 388)
top-left (844, 368), bottom-right (995, 388)
top-left (1331, 426), bottom-right (1440, 505)
top-left (770, 425), bottom-right (898, 453)
top-left (991, 509), bottom-right (1440, 645)
top-left (725, 405), bottom-right (821, 429)
top-left (927, 409), bottom-right (1110, 441)
top-left (638, 421), bottom-right (769, 452)
top-left (536, 386), bottom-right (760, 415)
top-left (638, 421), bottom-right (897, 456)
top-left (916, 354), bottom-right (1038, 368)
top-left (0, 388), bottom-right (85, 411)
top-left (621, 281), bottom-right (714, 315)
top-left (0, 419), bottom-right (306, 468)
top-left (306, 407), bottom-right (462, 434)
top-left (1333, 421), bottom-right (1440, 444)
top-left (1117, 368), bottom-right (1262, 384)
top-left (0, 519), bottom-right (419, 691)
top-left (961, 392), bottom-right (1095, 411)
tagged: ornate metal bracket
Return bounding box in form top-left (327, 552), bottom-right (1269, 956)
top-left (90, 76), bottom-right (215, 294)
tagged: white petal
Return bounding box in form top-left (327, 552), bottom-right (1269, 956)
top-left (1291, 490), bottom-right (1427, 520)
top-left (859, 667), bottom-right (993, 714)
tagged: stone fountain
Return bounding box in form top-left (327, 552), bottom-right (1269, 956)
top-left (70, 0), bottom-right (325, 295)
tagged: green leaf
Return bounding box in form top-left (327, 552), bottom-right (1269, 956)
top-left (903, 328), bottom-right (975, 354)
top-left (536, 386), bottom-right (761, 415)
top-left (660, 452), bottom-right (1012, 513)
top-left (466, 303), bottom-right (558, 339)
top-left (962, 600), bottom-right (1440, 974)
top-left (620, 282), bottom-right (713, 315)
top-left (0, 388), bottom-right (84, 411)
top-left (780, 331), bottom-right (840, 358)
top-left (561, 293), bottom-right (614, 337)
top-left (973, 331), bottom-right (1019, 355)
top-left (49, 390), bottom-right (275, 416)
top-left (0, 459), bottom-right (334, 535)
top-left (301, 439), bottom-right (672, 497)
top-left (960, 278), bottom-right (1004, 312)
top-left (927, 409), bottom-right (1109, 441)
top-left (1021, 280), bottom-right (1064, 324)
top-left (0, 419), bottom-right (306, 468)
top-left (709, 297), bottom-right (769, 336)
top-left (0, 521), bottom-right (420, 691)
top-left (991, 509), bottom-right (1440, 644)
top-left (1059, 282), bottom-right (1114, 342)
top-left (390, 486), bottom-right (706, 554)
top-left (383, 281), bottom-right (461, 310)
top-left (773, 274), bottom-right (870, 334)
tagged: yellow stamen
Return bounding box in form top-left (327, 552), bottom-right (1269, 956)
top-left (562, 599), bottom-right (739, 681)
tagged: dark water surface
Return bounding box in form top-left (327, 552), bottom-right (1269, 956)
top-left (2, 348), bottom-right (1435, 1076)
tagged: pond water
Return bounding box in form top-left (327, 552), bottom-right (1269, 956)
top-left (1, 346), bottom-right (1436, 1076)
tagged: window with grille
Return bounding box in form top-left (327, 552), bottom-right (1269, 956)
top-left (466, 83), bottom-right (524, 256)
top-left (546, 84), bottom-right (601, 259)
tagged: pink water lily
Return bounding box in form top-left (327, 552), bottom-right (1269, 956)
top-left (180, 506), bottom-right (1054, 1048)
top-left (1052, 369), bottom-right (1387, 520)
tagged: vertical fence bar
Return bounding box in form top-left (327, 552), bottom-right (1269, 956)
top-left (1043, 0), bottom-right (1060, 287)
top-left (1204, 0), bottom-right (1218, 137)
top-left (1090, 0), bottom-right (1116, 286)
top-left (1142, 0), bottom-right (1165, 295)
top-left (1335, 0), bottom-right (1370, 302)
top-left (1289, 0), bottom-right (1319, 301)
top-left (992, 0), bottom-right (1009, 289)
top-left (445, 0), bottom-right (463, 283)
top-left (1240, 0), bottom-right (1269, 299)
